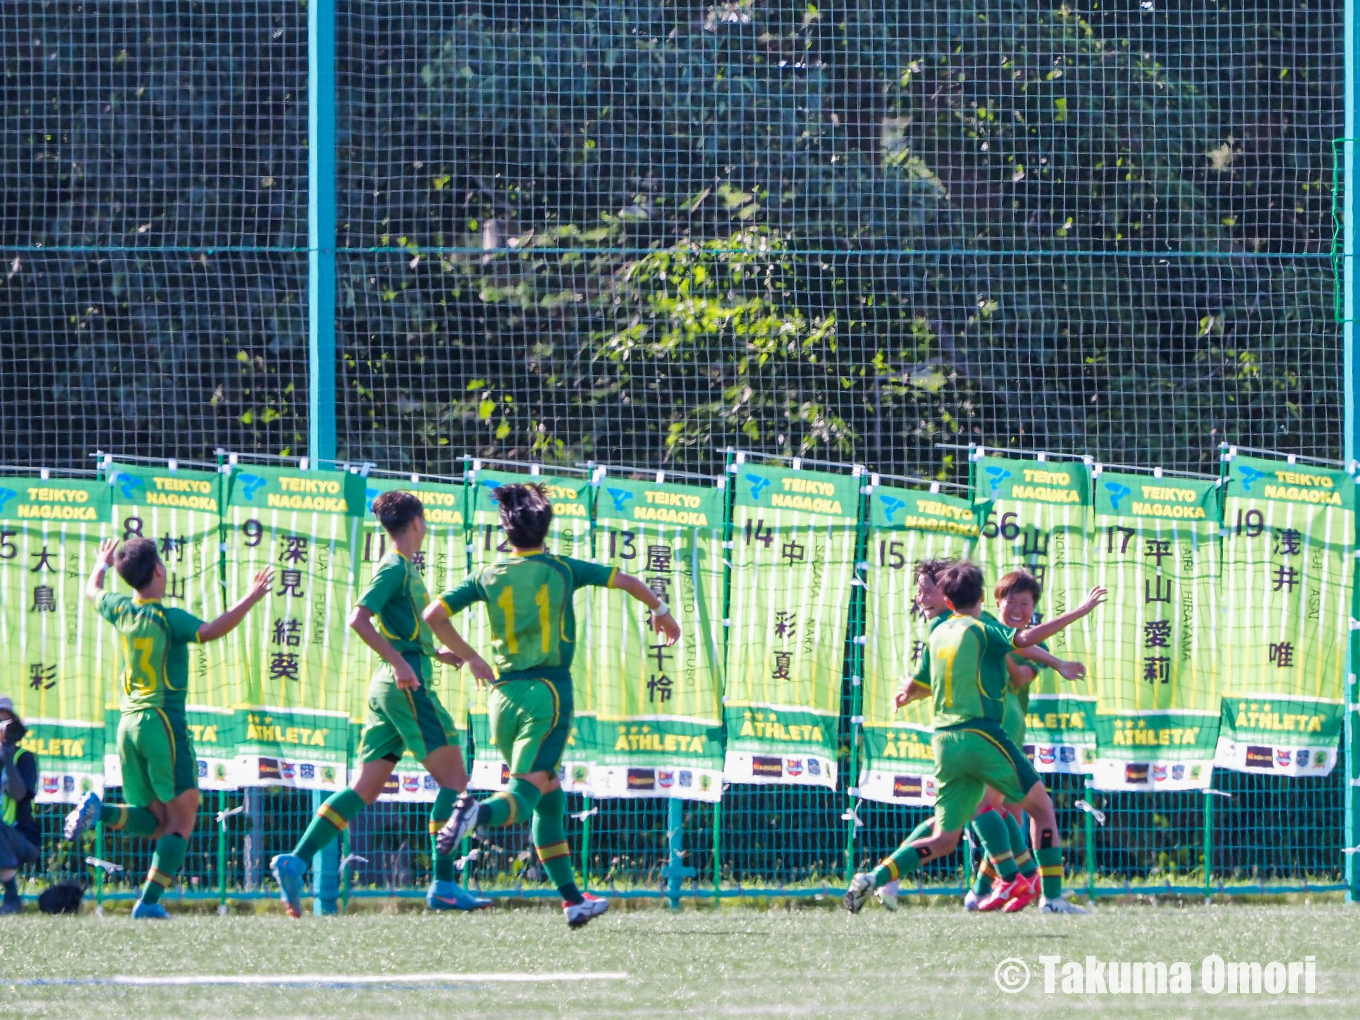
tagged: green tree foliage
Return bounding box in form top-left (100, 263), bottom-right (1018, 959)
top-left (0, 1), bottom-right (1341, 474)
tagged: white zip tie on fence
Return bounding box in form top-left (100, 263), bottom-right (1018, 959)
top-left (454, 848), bottom-right (480, 872)
top-left (85, 856), bottom-right (124, 874)
top-left (570, 807), bottom-right (599, 821)
top-left (216, 803), bottom-right (246, 829)
top-left (840, 800), bottom-right (865, 830)
top-left (338, 854), bottom-right (369, 871)
top-left (1073, 800), bottom-right (1106, 826)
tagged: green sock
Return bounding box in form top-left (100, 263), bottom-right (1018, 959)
top-left (430, 788), bottom-right (460, 883)
top-left (1007, 813), bottom-right (1038, 877)
top-left (294, 787), bottom-right (366, 860)
top-left (905, 818), bottom-right (933, 843)
top-left (532, 787), bottom-right (581, 903)
top-left (100, 804), bottom-right (159, 837)
top-left (870, 841), bottom-right (923, 888)
top-left (140, 833), bottom-right (188, 905)
top-left (972, 810), bottom-right (1019, 882)
top-left (477, 778), bottom-right (541, 828)
top-left (1038, 845), bottom-right (1063, 899)
top-left (971, 855), bottom-right (997, 897)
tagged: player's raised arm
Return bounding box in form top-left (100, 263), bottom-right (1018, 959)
top-left (197, 568), bottom-right (275, 643)
top-left (1010, 643), bottom-right (1086, 682)
top-left (1012, 586), bottom-right (1108, 648)
top-left (611, 571), bottom-right (681, 646)
top-left (84, 538), bottom-right (120, 604)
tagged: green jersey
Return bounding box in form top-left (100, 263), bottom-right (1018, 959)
top-left (922, 611), bottom-right (1018, 730)
top-left (1005, 639), bottom-right (1049, 719)
top-left (911, 610), bottom-right (951, 685)
top-left (440, 551), bottom-right (616, 683)
top-left (95, 592), bottom-right (204, 716)
top-left (358, 551), bottom-right (436, 657)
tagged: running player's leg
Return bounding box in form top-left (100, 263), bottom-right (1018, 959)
top-left (422, 741), bottom-right (491, 910)
top-left (969, 787), bottom-right (1016, 903)
top-left (1003, 803), bottom-right (1039, 884)
top-left (131, 712), bottom-right (198, 918)
top-left (66, 713), bottom-right (164, 842)
top-left (1017, 781), bottom-right (1083, 912)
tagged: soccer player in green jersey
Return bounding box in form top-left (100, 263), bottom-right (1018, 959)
top-left (884, 562), bottom-right (1076, 914)
top-left (424, 483), bottom-right (681, 929)
top-left (62, 538), bottom-right (273, 919)
top-left (970, 570), bottom-right (1083, 913)
top-left (846, 561), bottom-right (1105, 916)
top-left (270, 491), bottom-right (491, 917)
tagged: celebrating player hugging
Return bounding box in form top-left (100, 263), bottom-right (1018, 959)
top-left (846, 560), bottom-right (1106, 917)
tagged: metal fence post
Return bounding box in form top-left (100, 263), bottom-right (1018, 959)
top-left (308, 0), bottom-right (337, 462)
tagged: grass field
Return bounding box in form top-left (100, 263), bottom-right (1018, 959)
top-left (4, 899), bottom-right (1359, 1019)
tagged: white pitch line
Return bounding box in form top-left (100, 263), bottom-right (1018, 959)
top-left (18, 972), bottom-right (630, 988)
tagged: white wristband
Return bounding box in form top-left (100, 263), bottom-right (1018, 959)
top-left (653, 602), bottom-right (671, 617)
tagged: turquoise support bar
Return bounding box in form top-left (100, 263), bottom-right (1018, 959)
top-left (1345, 0), bottom-right (1360, 902)
top-left (307, 0), bottom-right (337, 462)
top-left (662, 797), bottom-right (695, 911)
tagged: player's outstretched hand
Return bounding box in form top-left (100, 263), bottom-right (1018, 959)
top-left (434, 646), bottom-right (465, 669)
top-left (892, 686), bottom-right (911, 713)
top-left (96, 538), bottom-right (119, 566)
top-left (1078, 586), bottom-right (1109, 614)
top-left (652, 610), bottom-right (682, 646)
top-left (393, 657), bottom-right (421, 690)
top-left (1056, 660), bottom-right (1086, 681)
top-left (247, 567), bottom-right (275, 603)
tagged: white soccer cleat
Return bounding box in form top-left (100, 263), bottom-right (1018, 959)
top-left (875, 879), bottom-right (900, 911)
top-left (435, 792), bottom-right (480, 857)
top-left (564, 893), bottom-right (609, 929)
top-left (843, 872), bottom-right (874, 914)
top-left (1039, 896), bottom-right (1089, 914)
top-left (963, 889), bottom-right (981, 912)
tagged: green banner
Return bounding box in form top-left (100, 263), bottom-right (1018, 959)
top-left (725, 463), bottom-right (859, 788)
top-left (974, 456), bottom-right (1096, 772)
top-left (859, 484), bottom-right (978, 805)
top-left (354, 473), bottom-right (472, 801)
top-left (223, 465), bottom-right (363, 790)
top-left (1215, 454), bottom-right (1353, 776)
top-left (582, 474), bottom-right (726, 801)
top-left (1088, 471), bottom-right (1221, 790)
top-left (0, 477), bottom-right (111, 801)
top-left (105, 462), bottom-right (237, 789)
top-left (462, 467), bottom-right (593, 791)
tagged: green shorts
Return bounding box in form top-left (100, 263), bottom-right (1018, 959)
top-left (118, 708), bottom-right (198, 807)
top-left (932, 720), bottom-right (1042, 832)
top-left (356, 652), bottom-right (458, 764)
top-left (489, 676), bottom-right (573, 776)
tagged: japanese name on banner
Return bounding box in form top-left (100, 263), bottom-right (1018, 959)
top-left (725, 462), bottom-right (860, 789)
top-left (1215, 454), bottom-right (1352, 777)
top-left (0, 477), bottom-right (109, 802)
top-left (1088, 470), bottom-right (1220, 791)
top-left (583, 474), bottom-right (726, 801)
top-left (859, 484), bottom-right (979, 806)
top-left (106, 462), bottom-right (237, 790)
top-left (973, 455), bottom-right (1095, 773)
top-left (223, 464), bottom-right (363, 791)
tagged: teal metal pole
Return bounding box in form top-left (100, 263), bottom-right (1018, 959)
top-left (307, 0), bottom-right (337, 462)
top-left (663, 796), bottom-right (694, 910)
top-left (1345, 0), bottom-right (1360, 903)
top-left (217, 790), bottom-right (228, 911)
top-left (310, 789), bottom-right (338, 915)
top-left (1203, 790), bottom-right (1214, 902)
top-left (580, 794), bottom-right (592, 892)
top-left (1084, 785), bottom-right (1096, 901)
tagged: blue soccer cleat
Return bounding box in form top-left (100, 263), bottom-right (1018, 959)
top-left (63, 791), bottom-right (102, 842)
top-left (269, 853), bottom-right (308, 919)
top-left (131, 899), bottom-right (171, 920)
top-left (426, 879), bottom-right (492, 912)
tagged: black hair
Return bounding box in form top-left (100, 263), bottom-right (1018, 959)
top-left (939, 561), bottom-right (985, 611)
top-left (914, 558), bottom-right (954, 586)
top-left (494, 483), bottom-right (552, 549)
top-left (372, 490), bottom-right (425, 535)
top-left (114, 537), bottom-right (161, 591)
